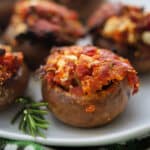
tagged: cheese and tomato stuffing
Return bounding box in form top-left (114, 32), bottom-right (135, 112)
top-left (41, 46), bottom-right (139, 97)
top-left (0, 45), bottom-right (23, 85)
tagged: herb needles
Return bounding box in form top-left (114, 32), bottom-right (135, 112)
top-left (11, 97), bottom-right (49, 137)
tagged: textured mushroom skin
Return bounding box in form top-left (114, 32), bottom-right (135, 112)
top-left (0, 64), bottom-right (29, 111)
top-left (133, 59), bottom-right (150, 73)
top-left (14, 41), bottom-right (50, 70)
top-left (42, 79), bottom-right (131, 128)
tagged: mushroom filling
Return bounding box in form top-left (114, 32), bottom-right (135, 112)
top-left (13, 0), bottom-right (85, 45)
top-left (0, 45), bottom-right (23, 85)
top-left (41, 46), bottom-right (139, 96)
top-left (89, 3), bottom-right (150, 59)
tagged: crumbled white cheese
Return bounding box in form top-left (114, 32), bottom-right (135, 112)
top-left (57, 59), bottom-right (66, 68)
top-left (102, 16), bottom-right (136, 43)
top-left (16, 23), bottom-right (27, 35)
top-left (142, 31), bottom-right (150, 45)
top-left (64, 55), bottom-right (77, 61)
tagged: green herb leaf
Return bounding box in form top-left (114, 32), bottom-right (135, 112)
top-left (11, 97), bottom-right (49, 138)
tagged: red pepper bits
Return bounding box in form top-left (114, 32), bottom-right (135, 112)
top-left (14, 0), bottom-right (85, 41)
top-left (0, 45), bottom-right (23, 85)
top-left (42, 46), bottom-right (139, 96)
top-left (85, 105), bottom-right (96, 113)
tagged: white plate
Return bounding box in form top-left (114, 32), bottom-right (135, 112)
top-left (0, 0), bottom-right (150, 147)
top-left (0, 74), bottom-right (150, 147)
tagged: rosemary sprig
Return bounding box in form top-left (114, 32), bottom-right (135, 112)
top-left (11, 97), bottom-right (49, 137)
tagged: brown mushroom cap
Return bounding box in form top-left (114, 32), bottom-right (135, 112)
top-left (0, 64), bottom-right (29, 111)
top-left (41, 45), bottom-right (139, 127)
top-left (42, 78), bottom-right (130, 128)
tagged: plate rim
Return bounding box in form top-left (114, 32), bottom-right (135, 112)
top-left (0, 124), bottom-right (150, 147)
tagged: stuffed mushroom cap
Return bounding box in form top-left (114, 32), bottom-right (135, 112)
top-left (4, 0), bottom-right (85, 46)
top-left (3, 0), bottom-right (85, 69)
top-left (41, 45), bottom-right (139, 127)
top-left (88, 3), bottom-right (150, 73)
top-left (0, 45), bottom-right (29, 110)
